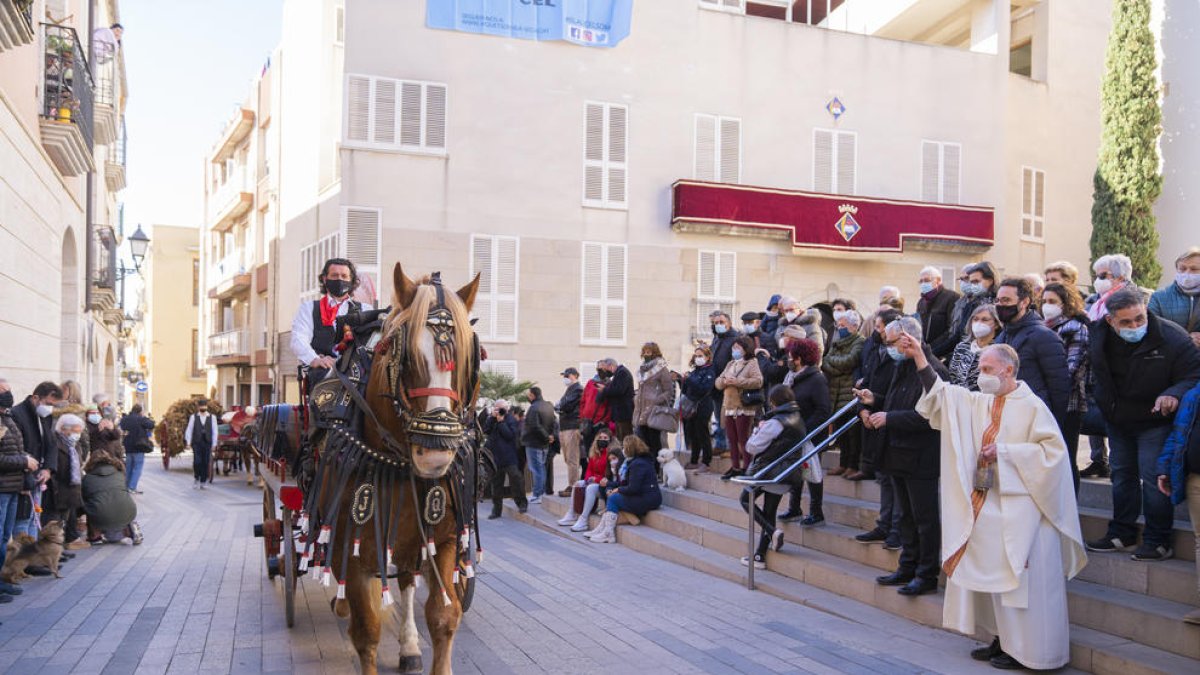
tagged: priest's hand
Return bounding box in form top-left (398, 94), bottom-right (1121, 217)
top-left (1152, 395), bottom-right (1179, 415)
top-left (1157, 475), bottom-right (1171, 496)
top-left (980, 443), bottom-right (997, 463)
top-left (896, 331), bottom-right (925, 367)
top-left (853, 388), bottom-right (875, 406)
top-left (868, 412), bottom-right (888, 429)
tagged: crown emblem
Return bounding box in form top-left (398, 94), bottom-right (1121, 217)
top-left (838, 204), bottom-right (859, 215)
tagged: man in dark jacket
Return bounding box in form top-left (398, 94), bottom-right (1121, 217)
top-left (119, 404), bottom-right (155, 494)
top-left (994, 277), bottom-right (1070, 428)
top-left (521, 387), bottom-right (557, 504)
top-left (11, 381), bottom-right (62, 537)
top-left (555, 368), bottom-right (584, 495)
top-left (184, 401), bottom-right (218, 489)
top-left (1087, 289), bottom-right (1200, 561)
top-left (0, 382), bottom-right (37, 599)
top-left (855, 316), bottom-right (948, 596)
top-left (484, 400), bottom-right (526, 518)
top-left (596, 358), bottom-right (635, 441)
top-left (916, 266), bottom-right (960, 357)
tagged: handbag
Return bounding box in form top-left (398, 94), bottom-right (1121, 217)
top-left (647, 406), bottom-right (677, 433)
top-left (679, 395), bottom-right (700, 420)
top-left (739, 388), bottom-right (765, 408)
top-left (572, 484), bottom-right (586, 515)
top-left (800, 442), bottom-right (824, 484)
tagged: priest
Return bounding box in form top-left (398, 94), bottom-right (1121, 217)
top-left (895, 331), bottom-right (1086, 670)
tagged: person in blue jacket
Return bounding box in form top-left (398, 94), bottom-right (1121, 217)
top-left (586, 436), bottom-right (661, 543)
top-left (1155, 381), bottom-right (1200, 625)
top-left (485, 400), bottom-right (526, 519)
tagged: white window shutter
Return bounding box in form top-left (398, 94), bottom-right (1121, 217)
top-left (372, 79), bottom-right (396, 145)
top-left (493, 237), bottom-right (518, 340)
top-left (400, 82), bottom-right (423, 147)
top-left (607, 105), bottom-right (628, 205)
top-left (942, 143), bottom-right (961, 204)
top-left (343, 208), bottom-right (381, 270)
top-left (605, 245), bottom-right (626, 343)
top-left (813, 129), bottom-right (833, 193)
top-left (346, 76), bottom-right (370, 143)
top-left (921, 141), bottom-right (940, 202)
top-left (717, 251), bottom-right (736, 298)
top-left (694, 114), bottom-right (716, 181)
top-left (1033, 170), bottom-right (1045, 238)
top-left (581, 243), bottom-right (603, 342)
top-left (719, 117), bottom-right (741, 184)
top-left (697, 250), bottom-right (716, 297)
top-left (481, 360), bottom-right (518, 379)
top-left (584, 104), bottom-right (605, 203)
top-left (836, 132), bottom-right (856, 195)
top-left (470, 235), bottom-right (495, 339)
top-left (425, 85), bottom-right (447, 150)
top-left (1021, 168), bottom-right (1034, 237)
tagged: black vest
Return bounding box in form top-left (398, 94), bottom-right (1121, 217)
top-left (310, 300), bottom-right (339, 358)
top-left (748, 403), bottom-right (808, 479)
top-left (190, 414), bottom-right (215, 450)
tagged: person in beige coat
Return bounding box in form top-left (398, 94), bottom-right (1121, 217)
top-left (633, 342), bottom-right (676, 454)
top-left (715, 336), bottom-right (764, 479)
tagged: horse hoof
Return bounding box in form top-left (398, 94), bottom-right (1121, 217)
top-left (399, 655), bottom-right (422, 673)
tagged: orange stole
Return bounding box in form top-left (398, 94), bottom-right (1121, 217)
top-left (942, 394), bottom-right (1007, 578)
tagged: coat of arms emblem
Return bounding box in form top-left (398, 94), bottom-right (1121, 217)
top-left (835, 204), bottom-right (861, 243)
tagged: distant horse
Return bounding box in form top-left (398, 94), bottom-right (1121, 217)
top-left (300, 263), bottom-right (481, 675)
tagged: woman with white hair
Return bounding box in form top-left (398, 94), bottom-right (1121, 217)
top-left (49, 413), bottom-right (90, 550)
top-left (1086, 254), bottom-right (1134, 322)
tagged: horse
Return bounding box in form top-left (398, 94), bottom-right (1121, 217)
top-left (299, 263), bottom-right (481, 675)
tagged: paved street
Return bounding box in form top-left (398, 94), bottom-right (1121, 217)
top-left (0, 455), bottom-right (1040, 674)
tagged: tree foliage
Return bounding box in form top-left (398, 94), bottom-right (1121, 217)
top-left (1089, 0), bottom-right (1163, 287)
top-left (479, 371), bottom-right (534, 405)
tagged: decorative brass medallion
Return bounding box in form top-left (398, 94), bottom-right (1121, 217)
top-left (424, 485), bottom-right (447, 525)
top-left (352, 483), bottom-right (375, 525)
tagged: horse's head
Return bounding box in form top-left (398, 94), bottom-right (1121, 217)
top-left (373, 263), bottom-right (481, 479)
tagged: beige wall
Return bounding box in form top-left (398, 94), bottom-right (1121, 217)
top-left (1152, 0), bottom-right (1199, 281)
top-left (145, 224), bottom-right (203, 418)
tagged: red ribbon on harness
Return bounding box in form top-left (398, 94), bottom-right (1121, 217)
top-left (406, 387), bottom-right (459, 403)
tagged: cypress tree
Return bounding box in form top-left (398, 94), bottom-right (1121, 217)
top-left (1089, 0), bottom-right (1163, 287)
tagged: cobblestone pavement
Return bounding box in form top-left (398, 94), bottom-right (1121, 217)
top-left (0, 456), bottom-right (1042, 674)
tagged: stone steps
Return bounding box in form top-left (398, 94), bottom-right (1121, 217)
top-left (511, 499), bottom-right (1199, 675)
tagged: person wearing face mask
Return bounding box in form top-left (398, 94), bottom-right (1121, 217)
top-left (1042, 283), bottom-right (1091, 493)
top-left (1148, 247), bottom-right (1200, 350)
top-left (595, 358), bottom-right (635, 441)
top-left (741, 310), bottom-right (778, 358)
top-left (915, 266), bottom-right (961, 356)
top-left (715, 336), bottom-right (763, 480)
top-left (852, 317), bottom-right (948, 597)
top-left (994, 277), bottom-right (1071, 432)
top-left (632, 343), bottom-right (676, 454)
top-left (708, 310), bottom-right (742, 448)
top-left (948, 305), bottom-right (1000, 391)
top-left (50, 382), bottom-right (94, 466)
top-left (119, 404), bottom-right (156, 494)
top-left (290, 258), bottom-right (372, 386)
top-left (11, 381), bottom-right (63, 539)
top-left (936, 261), bottom-right (998, 360)
top-left (558, 429), bottom-right (616, 531)
top-left (47, 414), bottom-right (90, 550)
top-left (779, 340), bottom-right (831, 525)
top-left (772, 298), bottom-right (801, 345)
top-left (902, 335), bottom-right (1085, 672)
top-left (1085, 253), bottom-right (1135, 322)
top-left (761, 294), bottom-right (783, 341)
top-left (822, 303), bottom-right (866, 480)
top-left (678, 345), bottom-right (716, 472)
top-left (579, 361), bottom-right (613, 453)
top-left (0, 378), bottom-right (38, 601)
top-left (851, 309), bottom-right (904, 548)
top-left (1086, 289), bottom-right (1200, 561)
top-left (184, 401), bottom-right (219, 489)
top-left (554, 368), bottom-right (584, 495)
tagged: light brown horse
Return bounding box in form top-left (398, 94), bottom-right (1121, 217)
top-left (311, 263), bottom-right (481, 675)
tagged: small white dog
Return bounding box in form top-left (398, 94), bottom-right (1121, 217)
top-left (658, 449), bottom-right (687, 492)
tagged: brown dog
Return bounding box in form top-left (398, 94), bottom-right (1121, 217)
top-left (0, 533), bottom-right (35, 583)
top-left (2, 521), bottom-right (66, 581)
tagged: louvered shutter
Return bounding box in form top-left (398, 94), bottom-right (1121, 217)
top-left (584, 104), bottom-right (605, 203)
top-left (1021, 168), bottom-right (1034, 237)
top-left (717, 251), bottom-right (736, 298)
top-left (694, 114), bottom-right (716, 181)
top-left (836, 132), bottom-right (856, 195)
top-left (372, 79), bottom-right (396, 145)
top-left (346, 76), bottom-right (370, 143)
top-left (1033, 170), bottom-right (1045, 238)
top-left (813, 129), bottom-right (833, 193)
top-left (425, 84), bottom-right (447, 150)
top-left (607, 105), bottom-right (628, 205)
top-left (921, 141), bottom-right (940, 202)
top-left (697, 251), bottom-right (717, 297)
top-left (581, 243), bottom-right (604, 341)
top-left (470, 236), bottom-right (495, 339)
top-left (400, 82), bottom-right (422, 147)
top-left (493, 237), bottom-right (518, 340)
top-left (343, 208), bottom-right (381, 302)
top-left (604, 245), bottom-right (626, 343)
top-left (719, 118), bottom-right (741, 183)
top-left (942, 143), bottom-right (961, 204)
top-left (482, 360), bottom-right (518, 379)
top-left (696, 250), bottom-right (737, 336)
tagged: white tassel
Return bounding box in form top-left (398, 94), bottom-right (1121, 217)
top-left (452, 569), bottom-right (460, 584)
top-left (420, 546), bottom-right (427, 561)
top-left (381, 586), bottom-right (394, 607)
top-left (317, 526), bottom-right (331, 544)
top-left (321, 567), bottom-right (332, 587)
top-left (387, 547), bottom-right (393, 563)
top-left (477, 550), bottom-right (485, 565)
top-left (460, 529), bottom-right (469, 549)
top-left (298, 552), bottom-right (310, 572)
top-left (310, 564), bottom-right (321, 580)
top-left (298, 512), bottom-right (309, 532)
top-left (464, 563), bottom-right (475, 579)
top-left (414, 572), bottom-right (423, 589)
top-left (441, 590), bottom-right (452, 607)
top-left (352, 539), bottom-right (360, 557)
top-left (426, 539), bottom-right (437, 558)
top-left (336, 582), bottom-right (346, 599)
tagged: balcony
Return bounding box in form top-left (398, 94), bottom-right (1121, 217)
top-left (92, 49), bottom-right (121, 145)
top-left (208, 250), bottom-right (251, 300)
top-left (671, 179), bottom-right (994, 257)
top-left (210, 187), bottom-right (253, 231)
top-left (0, 0), bottom-right (34, 52)
top-left (211, 107), bottom-right (254, 163)
top-left (207, 329), bottom-right (250, 365)
top-left (39, 24), bottom-right (95, 176)
top-left (89, 229), bottom-right (117, 312)
top-left (104, 119), bottom-right (126, 192)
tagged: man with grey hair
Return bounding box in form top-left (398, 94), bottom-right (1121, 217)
top-left (853, 317), bottom-right (948, 597)
top-left (916, 265), bottom-right (960, 355)
top-left (596, 358), bottom-right (635, 441)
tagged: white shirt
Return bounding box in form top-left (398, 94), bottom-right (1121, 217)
top-left (184, 413), bottom-right (218, 451)
top-left (290, 295), bottom-right (373, 367)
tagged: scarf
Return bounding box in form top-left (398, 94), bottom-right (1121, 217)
top-left (62, 433), bottom-right (82, 486)
top-left (319, 295), bottom-right (345, 327)
top-left (639, 358), bottom-right (666, 382)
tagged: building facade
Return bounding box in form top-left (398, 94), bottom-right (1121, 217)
top-left (202, 0), bottom-right (1114, 406)
top-left (0, 0), bottom-right (131, 400)
top-left (142, 223), bottom-right (202, 417)
top-left (1152, 0), bottom-right (1198, 278)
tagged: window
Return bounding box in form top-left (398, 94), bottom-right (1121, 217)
top-left (192, 258), bottom-right (200, 306)
top-left (481, 360), bottom-right (518, 379)
top-left (344, 75), bottom-right (447, 154)
top-left (699, 0), bottom-right (745, 12)
top-left (813, 128), bottom-right (856, 195)
top-left (341, 207), bottom-right (381, 304)
top-left (694, 114), bottom-right (741, 183)
top-left (578, 361), bottom-right (599, 381)
top-left (299, 232), bottom-right (340, 301)
top-left (470, 235), bottom-right (519, 342)
top-left (921, 141), bottom-right (961, 204)
top-left (580, 242), bottom-right (626, 345)
top-left (190, 329), bottom-right (204, 378)
top-left (583, 102), bottom-right (628, 209)
top-left (1021, 167), bottom-right (1045, 240)
top-left (695, 251), bottom-right (737, 336)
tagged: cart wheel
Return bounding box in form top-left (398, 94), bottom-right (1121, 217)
top-left (282, 507), bottom-right (296, 628)
top-left (457, 531), bottom-right (476, 613)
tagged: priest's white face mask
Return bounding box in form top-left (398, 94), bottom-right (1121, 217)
top-left (977, 349), bottom-right (1017, 395)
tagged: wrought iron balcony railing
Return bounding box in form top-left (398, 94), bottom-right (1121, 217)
top-left (41, 23), bottom-right (93, 150)
top-left (114, 117), bottom-right (127, 166)
top-left (91, 230), bottom-right (115, 289)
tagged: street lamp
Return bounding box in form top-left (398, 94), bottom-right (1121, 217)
top-left (127, 224), bottom-right (150, 271)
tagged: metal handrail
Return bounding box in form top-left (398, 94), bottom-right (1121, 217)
top-left (736, 398), bottom-right (859, 483)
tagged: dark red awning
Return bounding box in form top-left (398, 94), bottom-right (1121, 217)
top-left (672, 180), bottom-right (994, 253)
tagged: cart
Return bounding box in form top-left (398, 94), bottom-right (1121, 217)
top-left (250, 404), bottom-right (304, 627)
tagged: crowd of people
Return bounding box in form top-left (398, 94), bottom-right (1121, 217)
top-left (478, 246), bottom-right (1200, 669)
top-left (0, 379), bottom-right (152, 613)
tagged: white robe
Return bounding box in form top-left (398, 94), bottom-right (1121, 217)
top-left (916, 378), bottom-right (1087, 670)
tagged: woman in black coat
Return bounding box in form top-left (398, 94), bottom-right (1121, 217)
top-left (778, 339), bottom-right (832, 525)
top-left (676, 345), bottom-right (716, 471)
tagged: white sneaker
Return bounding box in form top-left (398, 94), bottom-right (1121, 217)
top-left (193, 481), bottom-right (199, 490)
top-left (570, 519), bottom-right (590, 532)
top-left (529, 496), bottom-right (542, 505)
top-left (556, 512), bottom-right (577, 526)
top-left (771, 529), bottom-right (785, 552)
top-left (740, 555), bottom-right (766, 569)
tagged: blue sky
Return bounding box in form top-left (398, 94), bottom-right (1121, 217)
top-left (121, 0), bottom-right (282, 238)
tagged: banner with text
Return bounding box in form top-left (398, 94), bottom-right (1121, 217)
top-left (426, 0), bottom-right (633, 48)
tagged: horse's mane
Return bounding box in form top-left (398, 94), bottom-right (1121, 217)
top-left (382, 276), bottom-right (475, 399)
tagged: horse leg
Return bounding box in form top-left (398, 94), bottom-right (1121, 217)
top-left (344, 563), bottom-right (383, 675)
top-left (244, 448), bottom-right (253, 485)
top-left (425, 541), bottom-right (463, 675)
top-left (398, 582), bottom-right (423, 673)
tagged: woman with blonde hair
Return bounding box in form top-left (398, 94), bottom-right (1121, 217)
top-left (557, 428), bottom-right (616, 531)
top-left (632, 342), bottom-right (675, 453)
top-left (716, 335), bottom-right (764, 480)
top-left (586, 436), bottom-right (661, 543)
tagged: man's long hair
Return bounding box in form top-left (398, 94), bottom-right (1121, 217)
top-left (319, 258), bottom-right (360, 295)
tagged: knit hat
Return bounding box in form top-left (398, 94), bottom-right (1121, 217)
top-left (766, 294), bottom-right (782, 311)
